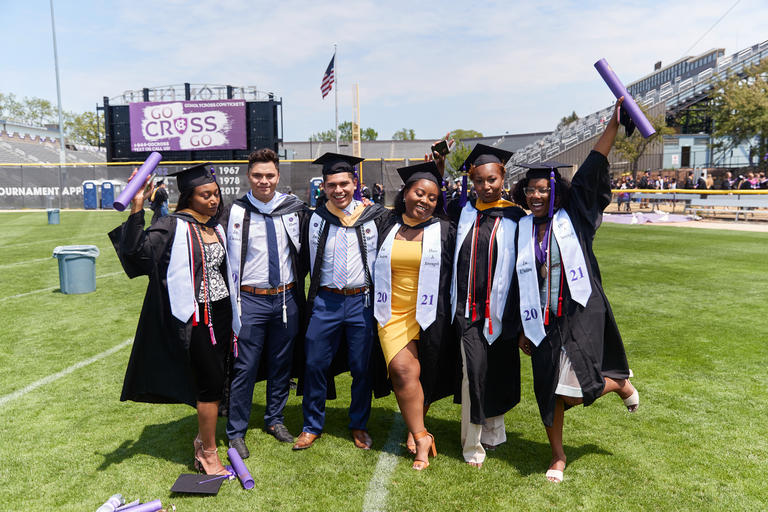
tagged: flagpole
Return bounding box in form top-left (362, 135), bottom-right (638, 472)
top-left (334, 43), bottom-right (339, 153)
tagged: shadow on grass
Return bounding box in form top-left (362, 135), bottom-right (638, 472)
top-left (96, 399), bottom-right (612, 475)
top-left (97, 414), bottom-right (198, 470)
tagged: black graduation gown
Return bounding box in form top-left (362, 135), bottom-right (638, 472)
top-left (376, 214), bottom-right (459, 405)
top-left (452, 200), bottom-right (526, 424)
top-left (221, 194), bottom-right (311, 383)
top-left (108, 211), bottom-right (231, 408)
top-left (296, 202), bottom-right (392, 399)
top-left (529, 150), bottom-right (631, 427)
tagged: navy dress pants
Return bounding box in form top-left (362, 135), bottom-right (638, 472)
top-left (226, 289), bottom-right (298, 439)
top-left (301, 289), bottom-right (374, 435)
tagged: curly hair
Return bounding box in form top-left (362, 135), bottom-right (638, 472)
top-left (512, 174), bottom-right (572, 212)
top-left (393, 179), bottom-right (446, 219)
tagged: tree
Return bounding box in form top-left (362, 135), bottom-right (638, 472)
top-left (710, 57), bottom-right (768, 169)
top-left (0, 92), bottom-right (26, 121)
top-left (64, 111), bottom-right (104, 146)
top-left (612, 108), bottom-right (673, 179)
top-left (310, 120), bottom-right (378, 142)
top-left (392, 128), bottom-right (415, 140)
top-left (445, 129), bottom-right (483, 177)
top-left (24, 97), bottom-right (56, 126)
top-left (450, 129), bottom-right (483, 140)
top-left (361, 127), bottom-right (378, 141)
top-left (557, 111), bottom-right (579, 129)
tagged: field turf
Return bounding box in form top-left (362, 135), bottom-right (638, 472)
top-left (0, 210), bottom-right (766, 511)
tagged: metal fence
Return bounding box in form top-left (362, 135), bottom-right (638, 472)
top-left (0, 158), bottom-right (415, 209)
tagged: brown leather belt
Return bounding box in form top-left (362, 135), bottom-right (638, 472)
top-left (240, 283), bottom-right (295, 295)
top-left (320, 285), bottom-right (368, 296)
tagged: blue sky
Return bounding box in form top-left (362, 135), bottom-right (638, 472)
top-left (1, 0), bottom-right (766, 141)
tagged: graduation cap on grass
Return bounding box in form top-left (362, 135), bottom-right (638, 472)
top-left (170, 471), bottom-right (233, 495)
top-left (167, 163), bottom-right (216, 193)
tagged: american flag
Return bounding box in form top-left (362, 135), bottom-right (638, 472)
top-left (321, 55), bottom-right (335, 99)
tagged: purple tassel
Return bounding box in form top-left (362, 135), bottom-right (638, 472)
top-left (441, 180), bottom-right (448, 214)
top-left (209, 325), bottom-right (217, 345)
top-left (459, 166), bottom-right (468, 207)
top-left (548, 169), bottom-right (556, 218)
top-left (353, 169), bottom-right (362, 201)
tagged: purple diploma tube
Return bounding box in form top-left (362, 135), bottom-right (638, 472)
top-left (227, 448), bottom-right (255, 489)
top-left (594, 58), bottom-right (656, 138)
top-left (117, 500), bottom-right (162, 512)
top-left (112, 151), bottom-right (163, 211)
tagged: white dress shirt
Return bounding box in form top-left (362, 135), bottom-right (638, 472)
top-left (319, 200), bottom-right (366, 288)
top-left (241, 191), bottom-right (295, 287)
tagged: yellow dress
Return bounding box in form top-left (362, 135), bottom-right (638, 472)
top-left (378, 239), bottom-right (422, 369)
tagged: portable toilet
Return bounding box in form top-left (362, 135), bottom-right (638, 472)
top-left (101, 181), bottom-right (115, 209)
top-left (82, 181), bottom-right (98, 209)
top-left (309, 177), bottom-right (323, 207)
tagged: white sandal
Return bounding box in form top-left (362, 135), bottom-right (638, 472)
top-left (545, 469), bottom-right (564, 483)
top-left (623, 388), bottom-right (639, 412)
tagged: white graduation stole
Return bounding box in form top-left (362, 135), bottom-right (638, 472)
top-left (167, 218), bottom-right (231, 323)
top-left (308, 213), bottom-right (377, 280)
top-left (516, 209), bottom-right (592, 346)
top-left (374, 222), bottom-right (441, 329)
top-left (226, 203), bottom-right (302, 335)
top-left (450, 203), bottom-right (517, 344)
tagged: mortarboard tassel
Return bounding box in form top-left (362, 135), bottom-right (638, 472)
top-left (353, 169), bottom-right (362, 201)
top-left (548, 169), bottom-right (556, 218)
top-left (459, 166), bottom-right (468, 207)
top-left (441, 180), bottom-right (448, 214)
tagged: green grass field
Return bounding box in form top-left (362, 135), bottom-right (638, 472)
top-left (0, 210), bottom-right (766, 511)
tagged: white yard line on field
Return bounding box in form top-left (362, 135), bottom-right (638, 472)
top-left (0, 257), bottom-right (51, 269)
top-left (361, 413), bottom-right (406, 512)
top-left (0, 339), bottom-right (132, 408)
top-left (0, 271), bottom-right (124, 302)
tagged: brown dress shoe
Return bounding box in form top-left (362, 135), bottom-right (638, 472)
top-left (292, 431), bottom-right (320, 451)
top-left (350, 429), bottom-right (372, 450)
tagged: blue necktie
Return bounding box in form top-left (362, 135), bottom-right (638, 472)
top-left (264, 215), bottom-right (280, 288)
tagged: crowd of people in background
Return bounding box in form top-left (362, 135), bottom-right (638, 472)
top-left (609, 169), bottom-right (768, 211)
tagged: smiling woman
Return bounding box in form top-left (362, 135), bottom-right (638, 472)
top-left (109, 162), bottom-right (233, 476)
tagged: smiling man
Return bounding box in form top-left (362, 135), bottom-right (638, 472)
top-left (224, 148), bottom-right (309, 459)
top-left (294, 152), bottom-right (389, 451)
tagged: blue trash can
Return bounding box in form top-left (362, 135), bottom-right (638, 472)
top-left (101, 182), bottom-right (115, 209)
top-left (52, 245), bottom-right (100, 294)
top-left (83, 181), bottom-right (98, 209)
top-left (47, 208), bottom-right (60, 225)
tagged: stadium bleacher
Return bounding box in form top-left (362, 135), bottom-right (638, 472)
top-left (507, 39), bottom-right (768, 179)
top-left (0, 132), bottom-right (106, 164)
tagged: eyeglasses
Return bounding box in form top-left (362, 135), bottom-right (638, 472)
top-left (523, 187), bottom-right (551, 196)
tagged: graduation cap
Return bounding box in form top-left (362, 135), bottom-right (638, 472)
top-left (170, 472), bottom-right (231, 495)
top-left (517, 161), bottom-right (571, 180)
top-left (168, 163), bottom-right (216, 193)
top-left (517, 162), bottom-right (572, 218)
top-left (312, 152), bottom-right (364, 175)
top-left (396, 161), bottom-right (442, 187)
top-left (460, 143), bottom-right (514, 171)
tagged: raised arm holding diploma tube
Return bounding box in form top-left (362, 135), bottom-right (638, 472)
top-left (108, 163), bottom-right (234, 476)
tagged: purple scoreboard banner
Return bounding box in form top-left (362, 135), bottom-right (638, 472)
top-left (129, 99), bottom-right (246, 152)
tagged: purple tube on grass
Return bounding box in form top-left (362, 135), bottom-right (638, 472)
top-left (113, 151), bottom-right (163, 211)
top-left (116, 499), bottom-right (162, 512)
top-left (227, 447), bottom-right (255, 489)
top-left (594, 58), bottom-right (656, 138)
